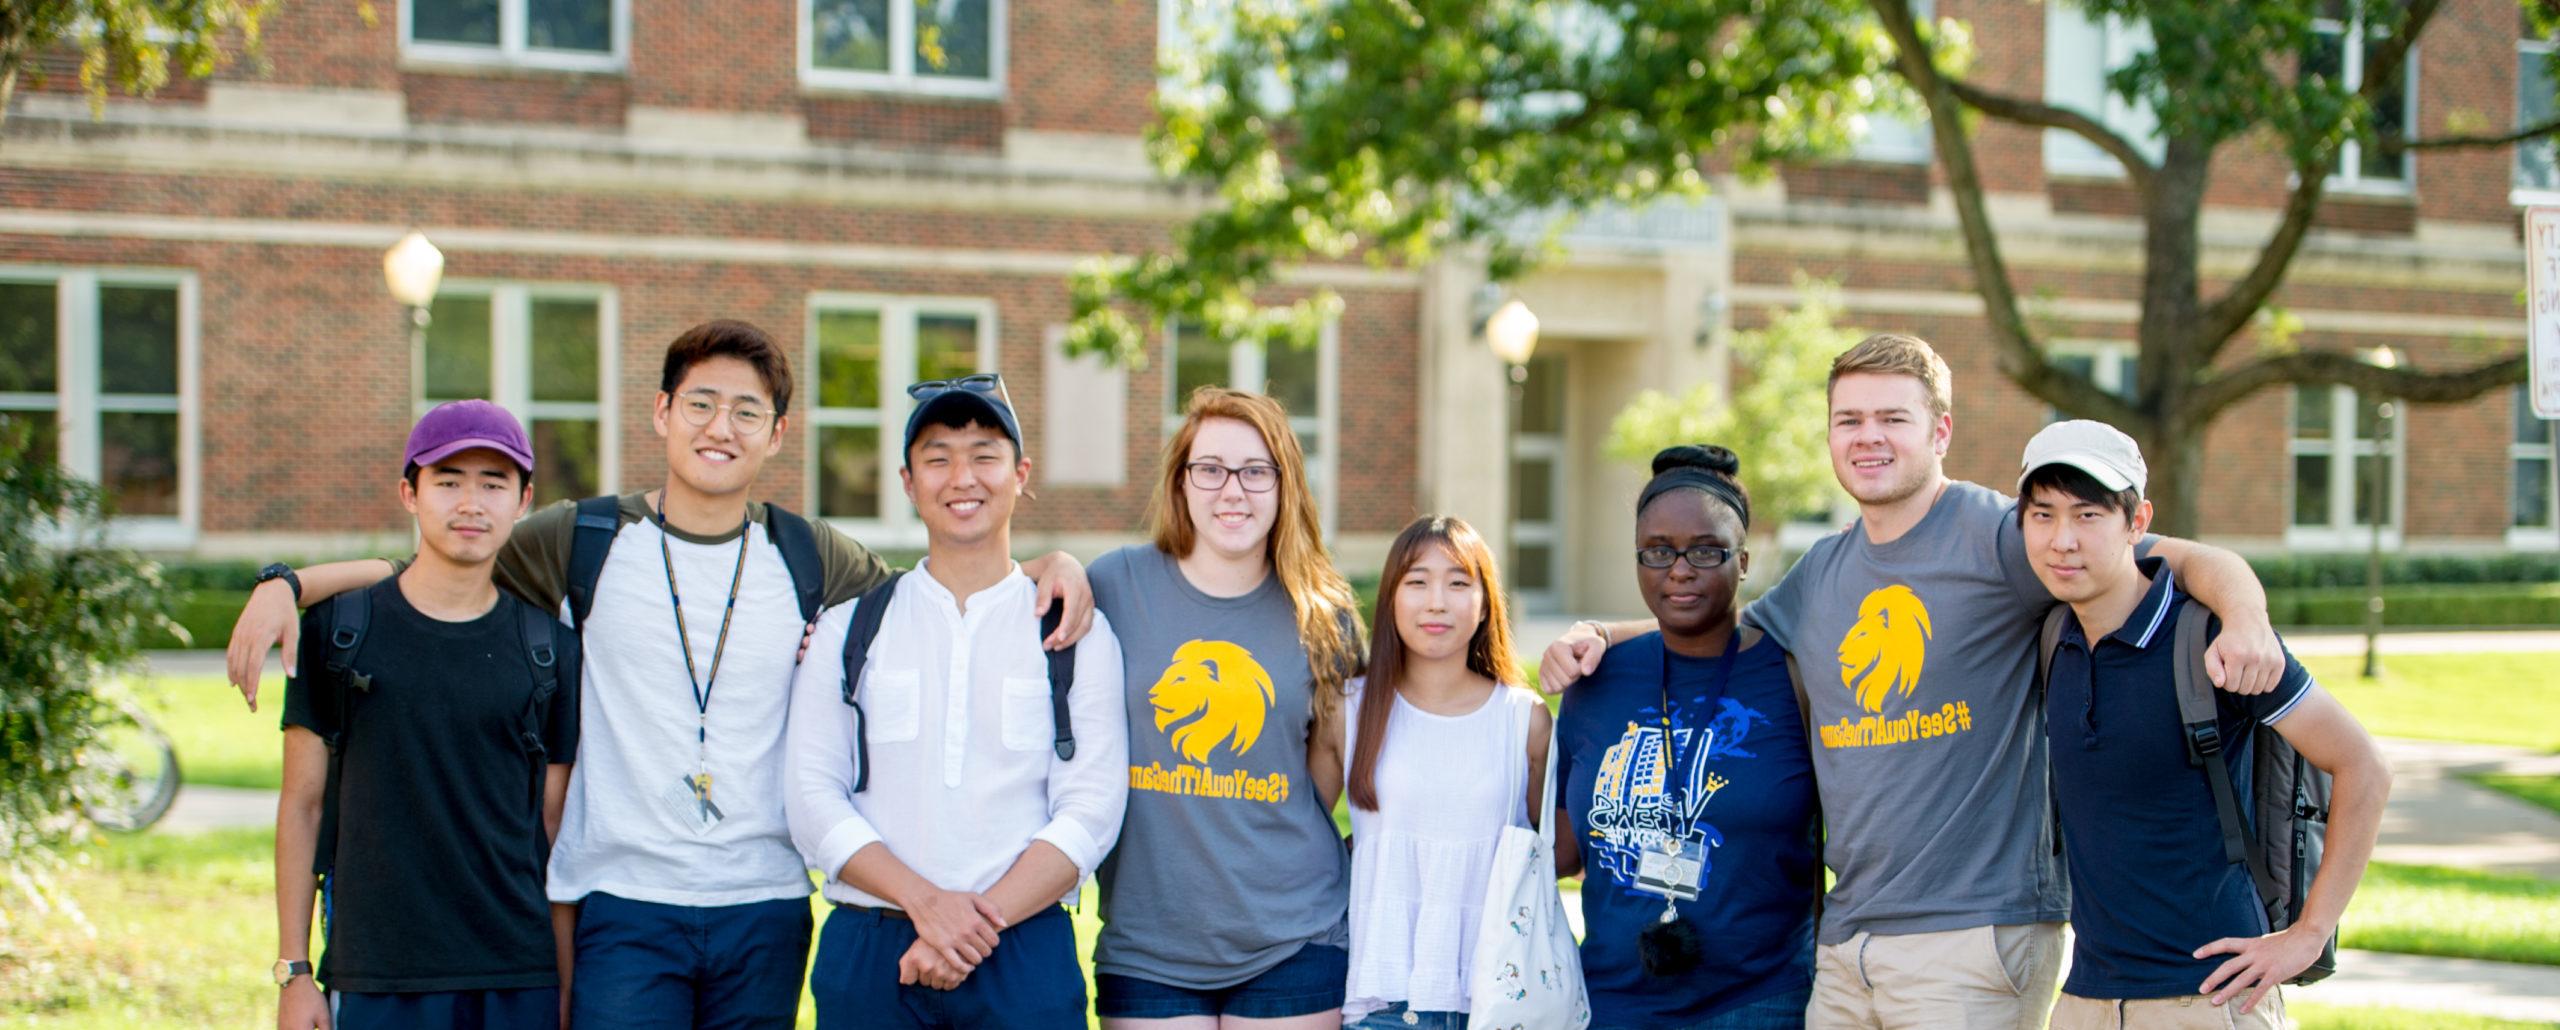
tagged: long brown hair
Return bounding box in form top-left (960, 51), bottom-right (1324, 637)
top-left (1148, 387), bottom-right (1364, 725)
top-left (1346, 514), bottom-right (1521, 813)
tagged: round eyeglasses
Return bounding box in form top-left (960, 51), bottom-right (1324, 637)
top-left (673, 393), bottom-right (773, 436)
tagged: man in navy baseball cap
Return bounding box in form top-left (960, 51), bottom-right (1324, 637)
top-left (902, 373), bottom-right (1025, 464)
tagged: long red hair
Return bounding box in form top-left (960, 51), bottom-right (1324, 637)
top-left (1346, 514), bottom-right (1521, 812)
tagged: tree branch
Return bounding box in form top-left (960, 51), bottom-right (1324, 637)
top-left (2190, 349), bottom-right (2526, 419)
top-left (1943, 78), bottom-right (2155, 190)
top-left (2381, 114), bottom-right (2560, 154)
top-left (2198, 0), bottom-right (2445, 360)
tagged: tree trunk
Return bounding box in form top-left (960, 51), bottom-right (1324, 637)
top-left (2139, 419), bottom-right (2207, 539)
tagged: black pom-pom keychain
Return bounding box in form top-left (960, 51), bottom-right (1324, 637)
top-left (1639, 896), bottom-right (1703, 976)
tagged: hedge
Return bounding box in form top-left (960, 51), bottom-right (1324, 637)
top-left (2246, 552), bottom-right (2560, 589)
top-left (2265, 583), bottom-right (2560, 628)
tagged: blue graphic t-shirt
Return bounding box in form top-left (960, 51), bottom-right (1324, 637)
top-left (1555, 630), bottom-right (1819, 1027)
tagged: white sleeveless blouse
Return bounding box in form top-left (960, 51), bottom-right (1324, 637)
top-left (1341, 677), bottom-right (1541, 1020)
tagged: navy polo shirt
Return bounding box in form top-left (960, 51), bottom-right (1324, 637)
top-left (2044, 557), bottom-right (2314, 999)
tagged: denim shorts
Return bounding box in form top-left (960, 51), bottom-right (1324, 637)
top-left (1345, 1001), bottom-right (1468, 1030)
top-left (1094, 942), bottom-right (1348, 1019)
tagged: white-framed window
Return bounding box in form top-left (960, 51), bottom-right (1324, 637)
top-left (1162, 320), bottom-right (1338, 534)
top-left (806, 296), bottom-right (998, 539)
top-left (2288, 383), bottom-right (2403, 548)
top-left (2516, 36), bottom-right (2559, 203)
top-left (2042, 3), bottom-right (2163, 177)
top-left (402, 0), bottom-right (627, 71)
top-left (2045, 341), bottom-right (2138, 422)
top-left (416, 284), bottom-right (618, 509)
top-left (2305, 5), bottom-right (2416, 193)
top-left (2516, 383), bottom-right (2559, 547)
top-left (0, 268), bottom-right (197, 545)
top-left (1852, 0), bottom-right (1934, 164)
top-left (802, 0), bottom-right (1005, 97)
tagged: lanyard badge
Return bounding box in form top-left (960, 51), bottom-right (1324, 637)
top-left (1628, 632), bottom-right (1739, 919)
top-left (653, 495), bottom-right (751, 836)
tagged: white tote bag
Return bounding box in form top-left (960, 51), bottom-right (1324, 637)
top-left (1467, 718), bottom-right (1590, 1029)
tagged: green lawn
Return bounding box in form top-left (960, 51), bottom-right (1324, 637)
top-left (2298, 653), bottom-right (2560, 753)
top-left (2342, 863), bottom-right (2560, 966)
top-left (2293, 1002), bottom-right (2553, 1030)
top-left (2465, 773), bottom-right (2560, 818)
top-left (135, 675), bottom-right (287, 791)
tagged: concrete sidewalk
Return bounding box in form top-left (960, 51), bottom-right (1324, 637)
top-left (2374, 738), bottom-right (2560, 879)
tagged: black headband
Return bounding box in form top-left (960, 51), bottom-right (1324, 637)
top-left (1637, 467), bottom-right (1751, 529)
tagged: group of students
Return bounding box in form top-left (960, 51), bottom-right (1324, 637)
top-left (236, 320), bottom-right (2389, 1030)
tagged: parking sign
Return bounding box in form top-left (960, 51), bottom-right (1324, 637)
top-left (2531, 207), bottom-right (2560, 417)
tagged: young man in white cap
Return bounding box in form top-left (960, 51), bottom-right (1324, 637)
top-left (2018, 419), bottom-right (2389, 1030)
top-left (275, 399), bottom-right (580, 1029)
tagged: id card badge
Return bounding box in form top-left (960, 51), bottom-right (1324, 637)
top-left (1634, 836), bottom-right (1705, 902)
top-left (661, 772), bottom-right (726, 836)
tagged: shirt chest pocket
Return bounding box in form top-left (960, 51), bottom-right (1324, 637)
top-left (864, 668), bottom-right (922, 743)
top-left (1000, 676), bottom-right (1052, 753)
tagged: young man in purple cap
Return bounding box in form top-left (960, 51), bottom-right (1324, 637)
top-left (785, 372), bottom-right (1127, 1029)
top-left (2018, 420), bottom-right (2389, 1030)
top-left (275, 400), bottom-right (580, 1030)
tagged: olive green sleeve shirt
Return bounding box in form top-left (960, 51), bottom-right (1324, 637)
top-left (492, 493), bottom-right (893, 617)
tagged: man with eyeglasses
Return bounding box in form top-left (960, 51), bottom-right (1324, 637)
top-left (226, 322), bottom-right (1098, 1029)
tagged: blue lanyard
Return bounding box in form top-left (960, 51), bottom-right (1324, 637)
top-left (655, 498), bottom-right (752, 749)
top-left (1656, 630), bottom-right (1740, 837)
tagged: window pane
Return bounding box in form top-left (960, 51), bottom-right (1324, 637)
top-left (1171, 324), bottom-right (1227, 411)
top-left (423, 295), bottom-right (494, 402)
top-left (527, 0), bottom-right (612, 53)
top-left (1513, 456), bottom-right (1556, 522)
top-left (2, 411), bottom-right (57, 466)
top-left (2302, 29), bottom-right (2344, 87)
top-left (414, 0), bottom-right (501, 45)
top-left (1519, 353), bottom-right (1566, 434)
top-left (2353, 452), bottom-right (2393, 526)
top-left (2292, 385), bottom-right (2331, 437)
top-left (818, 425), bottom-right (883, 519)
top-left (2519, 47), bottom-right (2559, 190)
top-left (2520, 384), bottom-right (2553, 444)
top-left (917, 313), bottom-right (981, 383)
top-left (2106, 353), bottom-right (2137, 399)
top-left (816, 310), bottom-right (883, 410)
top-left (2359, 38), bottom-right (2409, 181)
top-left (99, 286), bottom-right (179, 395)
top-left (100, 411), bottom-right (178, 517)
top-left (0, 281), bottom-right (56, 393)
top-left (811, 0), bottom-right (892, 72)
top-left (915, 0), bottom-right (993, 80)
top-left (2353, 391), bottom-right (2385, 439)
top-left (529, 298), bottom-right (601, 403)
top-left (531, 419), bottom-right (600, 508)
top-left (2053, 353), bottom-right (2097, 383)
top-left (2293, 453), bottom-right (2331, 526)
top-left (1512, 542), bottom-right (1554, 592)
top-left (2517, 457), bottom-right (2554, 528)
top-left (1262, 340), bottom-right (1320, 417)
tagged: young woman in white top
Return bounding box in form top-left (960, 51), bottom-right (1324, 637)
top-left (1312, 514), bottom-right (1551, 1030)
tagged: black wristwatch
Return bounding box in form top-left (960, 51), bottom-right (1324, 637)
top-left (271, 958), bottom-right (312, 986)
top-left (255, 562), bottom-right (303, 604)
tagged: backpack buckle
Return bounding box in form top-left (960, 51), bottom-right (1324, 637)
top-left (2184, 722), bottom-right (2223, 764)
top-left (349, 671), bottom-right (373, 693)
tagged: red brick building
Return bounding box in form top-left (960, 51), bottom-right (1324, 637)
top-left (0, 1), bottom-right (2551, 614)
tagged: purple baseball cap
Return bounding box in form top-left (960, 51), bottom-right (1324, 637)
top-left (406, 399), bottom-right (535, 475)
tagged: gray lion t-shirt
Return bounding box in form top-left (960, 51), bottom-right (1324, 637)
top-left (1090, 545), bottom-right (1352, 989)
top-left (1744, 481), bottom-right (2073, 944)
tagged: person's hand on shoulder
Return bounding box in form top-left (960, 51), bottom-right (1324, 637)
top-left (1538, 621), bottom-right (1610, 694)
top-left (2205, 610), bottom-right (2284, 696)
top-left (228, 579), bottom-right (302, 711)
top-left (1026, 551), bottom-right (1095, 649)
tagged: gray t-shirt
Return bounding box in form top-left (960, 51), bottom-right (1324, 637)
top-left (1090, 545), bottom-right (1352, 988)
top-left (1743, 481), bottom-right (2072, 944)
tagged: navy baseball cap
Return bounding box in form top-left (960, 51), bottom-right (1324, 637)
top-left (406, 399), bottom-right (535, 475)
top-left (902, 374), bottom-right (1024, 463)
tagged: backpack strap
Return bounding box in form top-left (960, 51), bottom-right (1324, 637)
top-left (2035, 605), bottom-right (2069, 697)
top-left (314, 590), bottom-right (373, 876)
top-left (2036, 605), bottom-right (2070, 858)
top-left (761, 502), bottom-right (827, 631)
top-left (564, 495), bottom-right (624, 631)
top-left (1041, 606), bottom-right (1077, 761)
top-left (2173, 602), bottom-right (2282, 908)
top-left (839, 572), bottom-right (905, 794)
top-left (516, 601), bottom-right (561, 761)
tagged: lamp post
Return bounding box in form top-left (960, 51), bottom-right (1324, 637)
top-left (2361, 345), bottom-right (2400, 680)
top-left (383, 230), bottom-right (445, 378)
top-left (1478, 287), bottom-right (1540, 603)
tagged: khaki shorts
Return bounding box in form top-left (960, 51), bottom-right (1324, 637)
top-left (1808, 922), bottom-right (2065, 1030)
top-left (2048, 990), bottom-right (2289, 1030)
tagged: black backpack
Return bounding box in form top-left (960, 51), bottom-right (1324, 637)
top-left (313, 592), bottom-right (562, 878)
top-left (2038, 601), bottom-right (2338, 985)
top-left (836, 570), bottom-right (1077, 792)
top-left (563, 494), bottom-right (826, 633)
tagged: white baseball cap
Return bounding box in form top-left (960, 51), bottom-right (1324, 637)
top-left (2018, 419), bottom-right (2147, 496)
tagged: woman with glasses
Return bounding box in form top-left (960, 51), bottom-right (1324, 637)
top-left (1551, 445), bottom-right (1819, 1030)
top-left (1087, 387), bottom-right (1363, 1030)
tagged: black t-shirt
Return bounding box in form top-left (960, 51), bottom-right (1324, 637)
top-left (283, 579), bottom-right (581, 994)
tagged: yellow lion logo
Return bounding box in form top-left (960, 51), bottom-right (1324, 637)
top-left (1149, 640), bottom-right (1278, 762)
top-left (1837, 585), bottom-right (1933, 714)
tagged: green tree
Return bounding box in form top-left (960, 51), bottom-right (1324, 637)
top-left (1073, 0), bottom-right (2545, 535)
top-left (0, 0), bottom-right (273, 125)
top-left (1607, 275), bottom-right (1853, 550)
top-left (0, 416), bottom-right (173, 858)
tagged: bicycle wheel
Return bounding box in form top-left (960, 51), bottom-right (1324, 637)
top-left (75, 700), bottom-right (183, 832)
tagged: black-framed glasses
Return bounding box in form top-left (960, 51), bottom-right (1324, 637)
top-left (1185, 461), bottom-right (1281, 493)
top-left (674, 391), bottom-right (773, 436)
top-left (1636, 544), bottom-right (1736, 570)
top-left (908, 373), bottom-right (1011, 410)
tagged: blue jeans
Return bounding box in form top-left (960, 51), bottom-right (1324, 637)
top-left (807, 905), bottom-right (1085, 1030)
top-left (1345, 1001), bottom-right (1468, 1029)
top-left (1095, 942), bottom-right (1348, 1019)
top-left (332, 987), bottom-right (560, 1029)
top-left (569, 892), bottom-right (811, 1030)
top-left (1671, 982), bottom-right (1811, 1030)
